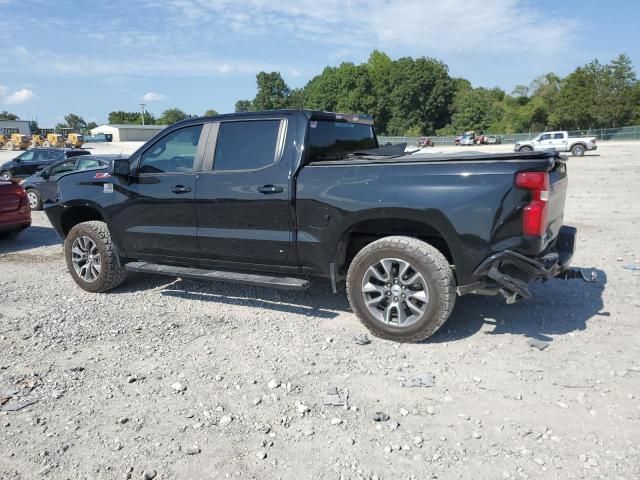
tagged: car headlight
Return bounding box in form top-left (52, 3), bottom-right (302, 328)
top-left (19, 179), bottom-right (26, 184)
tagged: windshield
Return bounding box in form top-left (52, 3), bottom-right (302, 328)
top-left (307, 120), bottom-right (377, 162)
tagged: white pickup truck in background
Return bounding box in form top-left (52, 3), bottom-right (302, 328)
top-left (514, 131), bottom-right (597, 156)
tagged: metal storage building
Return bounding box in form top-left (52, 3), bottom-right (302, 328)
top-left (90, 124), bottom-right (167, 142)
top-left (0, 120), bottom-right (32, 135)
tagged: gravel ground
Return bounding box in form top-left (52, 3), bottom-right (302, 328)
top-left (1, 142), bottom-right (639, 479)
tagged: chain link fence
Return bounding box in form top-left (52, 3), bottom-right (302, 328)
top-left (379, 125), bottom-right (640, 146)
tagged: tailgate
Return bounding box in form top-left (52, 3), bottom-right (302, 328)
top-left (546, 160), bottom-right (568, 244)
top-left (0, 181), bottom-right (23, 213)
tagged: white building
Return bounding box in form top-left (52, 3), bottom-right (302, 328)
top-left (90, 124), bottom-right (167, 142)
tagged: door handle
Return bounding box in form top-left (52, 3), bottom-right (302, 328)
top-left (258, 185), bottom-right (284, 194)
top-left (170, 185), bottom-right (191, 194)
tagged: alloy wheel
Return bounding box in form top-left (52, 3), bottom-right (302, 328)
top-left (71, 235), bottom-right (102, 282)
top-left (361, 258), bottom-right (430, 327)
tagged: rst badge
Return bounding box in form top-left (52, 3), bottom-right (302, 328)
top-left (95, 172), bottom-right (111, 179)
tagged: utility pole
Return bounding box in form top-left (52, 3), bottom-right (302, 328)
top-left (140, 104), bottom-right (147, 125)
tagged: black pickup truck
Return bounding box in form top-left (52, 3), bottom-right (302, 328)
top-left (45, 110), bottom-right (582, 342)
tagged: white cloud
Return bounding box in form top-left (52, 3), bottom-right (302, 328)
top-left (0, 85), bottom-right (7, 96)
top-left (4, 88), bottom-right (35, 105)
top-left (162, 0), bottom-right (579, 56)
top-left (142, 91), bottom-right (166, 102)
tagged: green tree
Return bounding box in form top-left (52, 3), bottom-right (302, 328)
top-left (0, 111), bottom-right (19, 120)
top-left (252, 72), bottom-right (291, 110)
top-left (108, 110), bottom-right (155, 125)
top-left (63, 113), bottom-right (87, 132)
top-left (86, 122), bottom-right (98, 132)
top-left (157, 108), bottom-right (188, 125)
top-left (204, 109), bottom-right (219, 116)
top-left (384, 56), bottom-right (455, 135)
top-left (234, 100), bottom-right (252, 112)
top-left (304, 62), bottom-right (376, 117)
top-left (29, 121), bottom-right (40, 135)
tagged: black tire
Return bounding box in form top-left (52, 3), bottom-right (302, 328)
top-left (26, 189), bottom-right (42, 210)
top-left (571, 144), bottom-right (585, 157)
top-left (518, 146), bottom-right (533, 152)
top-left (0, 170), bottom-right (12, 180)
top-left (64, 221), bottom-right (128, 293)
top-left (346, 236), bottom-right (456, 343)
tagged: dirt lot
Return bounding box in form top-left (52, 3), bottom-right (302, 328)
top-left (1, 142), bottom-right (639, 479)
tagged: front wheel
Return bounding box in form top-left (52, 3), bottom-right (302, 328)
top-left (346, 236), bottom-right (456, 343)
top-left (518, 146), bottom-right (533, 152)
top-left (26, 189), bottom-right (42, 210)
top-left (64, 221), bottom-right (128, 292)
top-left (0, 170), bottom-right (12, 180)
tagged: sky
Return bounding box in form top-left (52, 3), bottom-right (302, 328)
top-left (0, 0), bottom-right (638, 127)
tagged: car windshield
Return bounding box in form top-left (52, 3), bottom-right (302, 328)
top-left (307, 120), bottom-right (377, 162)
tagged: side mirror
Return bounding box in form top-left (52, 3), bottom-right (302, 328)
top-left (41, 170), bottom-right (50, 180)
top-left (111, 158), bottom-right (130, 177)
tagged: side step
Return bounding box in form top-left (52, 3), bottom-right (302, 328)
top-left (125, 262), bottom-right (310, 290)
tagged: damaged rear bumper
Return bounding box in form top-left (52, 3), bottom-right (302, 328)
top-left (457, 226), bottom-right (592, 303)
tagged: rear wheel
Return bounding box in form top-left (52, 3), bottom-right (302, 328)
top-left (5, 141), bottom-right (14, 151)
top-left (26, 189), bottom-right (42, 210)
top-left (571, 144), bottom-right (585, 156)
top-left (64, 221), bottom-right (128, 292)
top-left (0, 170), bottom-right (12, 180)
top-left (42, 140), bottom-right (51, 147)
top-left (346, 236), bottom-right (456, 343)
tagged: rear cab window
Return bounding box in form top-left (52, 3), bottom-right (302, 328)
top-left (307, 120), bottom-right (377, 162)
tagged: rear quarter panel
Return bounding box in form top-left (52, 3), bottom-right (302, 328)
top-left (296, 158), bottom-right (553, 285)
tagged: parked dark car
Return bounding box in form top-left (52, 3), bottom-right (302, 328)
top-left (0, 148), bottom-right (90, 181)
top-left (0, 179), bottom-right (31, 238)
top-left (21, 155), bottom-right (118, 210)
top-left (46, 110), bottom-right (586, 343)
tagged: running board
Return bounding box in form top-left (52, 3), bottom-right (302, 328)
top-left (125, 262), bottom-right (310, 290)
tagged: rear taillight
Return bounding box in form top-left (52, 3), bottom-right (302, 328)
top-left (516, 171), bottom-right (549, 237)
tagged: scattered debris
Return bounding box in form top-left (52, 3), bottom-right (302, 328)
top-left (267, 379), bottom-right (280, 389)
top-left (184, 446), bottom-right (201, 455)
top-left (171, 382), bottom-right (186, 393)
top-left (352, 334), bottom-right (371, 345)
top-left (527, 338), bottom-right (550, 351)
top-left (1, 399), bottom-right (38, 412)
top-left (323, 387), bottom-right (348, 407)
top-left (401, 373), bottom-right (435, 388)
top-left (372, 412), bottom-right (390, 422)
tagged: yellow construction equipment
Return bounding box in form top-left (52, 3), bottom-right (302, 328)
top-left (30, 134), bottom-right (44, 148)
top-left (2, 133), bottom-right (30, 150)
top-left (42, 133), bottom-right (65, 148)
top-left (65, 133), bottom-right (85, 148)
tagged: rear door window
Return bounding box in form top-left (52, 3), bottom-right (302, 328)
top-left (307, 120), bottom-right (377, 161)
top-left (213, 120), bottom-right (282, 171)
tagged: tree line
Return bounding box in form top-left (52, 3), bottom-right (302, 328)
top-left (235, 51), bottom-right (640, 136)
top-left (2, 51), bottom-right (638, 136)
